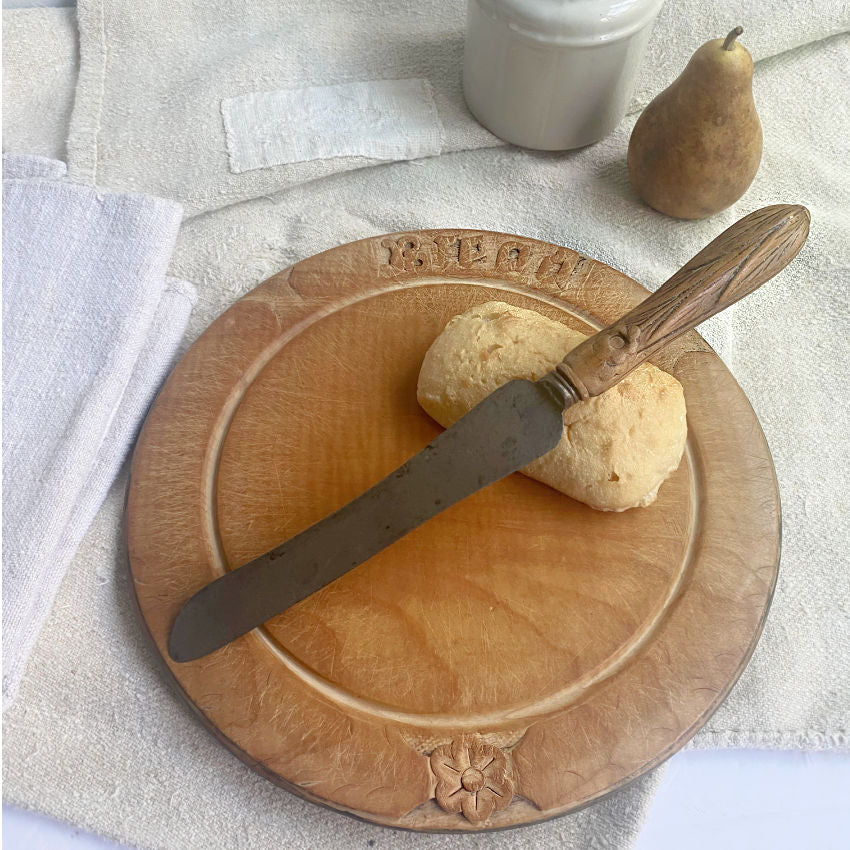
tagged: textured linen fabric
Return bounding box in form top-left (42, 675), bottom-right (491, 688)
top-left (1, 7), bottom-right (78, 161)
top-left (65, 0), bottom-right (850, 217)
top-left (2, 153), bottom-right (68, 180)
top-left (221, 78), bottom-right (445, 172)
top-left (1, 157), bottom-right (196, 708)
top-left (2, 4), bottom-right (849, 850)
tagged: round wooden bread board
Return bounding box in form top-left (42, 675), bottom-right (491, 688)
top-left (126, 230), bottom-right (779, 831)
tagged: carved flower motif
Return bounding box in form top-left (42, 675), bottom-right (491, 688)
top-left (430, 734), bottom-right (514, 824)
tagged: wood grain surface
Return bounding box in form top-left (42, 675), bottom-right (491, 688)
top-left (125, 230), bottom-right (780, 830)
top-left (557, 205), bottom-right (809, 399)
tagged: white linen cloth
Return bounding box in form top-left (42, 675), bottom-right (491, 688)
top-left (2, 5), bottom-right (849, 850)
top-left (1, 8), bottom-right (77, 162)
top-left (1, 154), bottom-right (197, 709)
top-left (64, 0), bottom-right (850, 217)
top-left (222, 78), bottom-right (445, 172)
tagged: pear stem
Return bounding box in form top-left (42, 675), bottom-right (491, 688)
top-left (723, 26), bottom-right (744, 50)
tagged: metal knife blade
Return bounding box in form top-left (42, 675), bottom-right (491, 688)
top-left (168, 203), bottom-right (809, 663)
top-left (168, 378), bottom-right (568, 662)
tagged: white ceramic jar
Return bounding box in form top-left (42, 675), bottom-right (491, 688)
top-left (463, 0), bottom-right (666, 150)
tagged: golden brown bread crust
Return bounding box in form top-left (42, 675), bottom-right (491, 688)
top-left (417, 302), bottom-right (687, 511)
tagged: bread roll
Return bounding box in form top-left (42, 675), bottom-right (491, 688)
top-left (417, 302), bottom-right (687, 511)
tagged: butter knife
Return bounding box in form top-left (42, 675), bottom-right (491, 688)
top-left (169, 204), bottom-right (809, 663)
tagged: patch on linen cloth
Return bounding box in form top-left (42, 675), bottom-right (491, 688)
top-left (221, 78), bottom-right (445, 173)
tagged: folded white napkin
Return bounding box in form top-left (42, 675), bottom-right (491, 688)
top-left (1, 155), bottom-right (197, 709)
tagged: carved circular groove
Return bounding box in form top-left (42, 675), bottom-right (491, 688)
top-left (205, 282), bottom-right (699, 727)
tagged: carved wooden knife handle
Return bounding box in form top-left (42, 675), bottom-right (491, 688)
top-left (555, 204), bottom-right (810, 400)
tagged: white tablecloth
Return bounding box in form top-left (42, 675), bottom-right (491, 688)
top-left (5, 751), bottom-right (850, 849)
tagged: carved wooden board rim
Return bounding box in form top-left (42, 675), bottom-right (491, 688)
top-left (126, 229), bottom-right (780, 831)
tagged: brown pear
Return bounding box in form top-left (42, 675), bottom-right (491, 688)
top-left (628, 27), bottom-right (762, 219)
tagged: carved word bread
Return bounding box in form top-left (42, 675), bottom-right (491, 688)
top-left (417, 302), bottom-right (687, 511)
